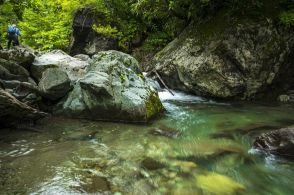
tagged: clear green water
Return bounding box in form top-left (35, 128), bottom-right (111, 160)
top-left (1, 91), bottom-right (294, 195)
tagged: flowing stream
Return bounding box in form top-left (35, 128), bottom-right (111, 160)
top-left (1, 90), bottom-right (294, 194)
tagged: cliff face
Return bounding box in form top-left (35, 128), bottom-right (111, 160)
top-left (153, 14), bottom-right (294, 100)
top-left (69, 7), bottom-right (118, 56)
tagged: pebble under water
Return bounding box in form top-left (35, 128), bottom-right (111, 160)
top-left (1, 90), bottom-right (294, 195)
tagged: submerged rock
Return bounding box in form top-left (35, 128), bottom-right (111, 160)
top-left (197, 173), bottom-right (245, 194)
top-left (141, 157), bottom-right (166, 170)
top-left (38, 68), bottom-right (72, 100)
top-left (211, 123), bottom-right (283, 140)
top-left (78, 174), bottom-right (111, 193)
top-left (55, 50), bottom-right (164, 122)
top-left (149, 126), bottom-right (181, 138)
top-left (153, 17), bottom-right (294, 100)
top-left (253, 127), bottom-right (294, 159)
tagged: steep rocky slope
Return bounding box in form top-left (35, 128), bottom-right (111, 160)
top-left (153, 15), bottom-right (294, 100)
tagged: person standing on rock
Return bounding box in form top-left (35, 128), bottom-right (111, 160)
top-left (7, 24), bottom-right (21, 49)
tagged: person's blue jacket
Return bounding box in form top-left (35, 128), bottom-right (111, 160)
top-left (7, 25), bottom-right (21, 36)
top-left (15, 28), bottom-right (21, 36)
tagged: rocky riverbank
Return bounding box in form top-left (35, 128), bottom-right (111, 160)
top-left (0, 47), bottom-right (164, 127)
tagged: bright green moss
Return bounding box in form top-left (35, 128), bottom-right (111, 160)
top-left (145, 91), bottom-right (164, 120)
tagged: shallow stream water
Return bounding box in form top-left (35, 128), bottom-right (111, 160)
top-left (1, 90), bottom-right (294, 195)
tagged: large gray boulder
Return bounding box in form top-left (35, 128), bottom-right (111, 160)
top-left (0, 46), bottom-right (35, 69)
top-left (38, 68), bottom-right (72, 100)
top-left (153, 19), bottom-right (294, 100)
top-left (31, 50), bottom-right (89, 81)
top-left (55, 50), bottom-right (164, 122)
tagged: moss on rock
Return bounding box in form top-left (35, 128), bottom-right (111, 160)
top-left (145, 90), bottom-right (164, 120)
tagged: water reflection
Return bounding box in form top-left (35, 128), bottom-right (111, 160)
top-left (0, 91), bottom-right (294, 194)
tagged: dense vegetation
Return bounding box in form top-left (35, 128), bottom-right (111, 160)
top-left (0, 0), bottom-right (294, 51)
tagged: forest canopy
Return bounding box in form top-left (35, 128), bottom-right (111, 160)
top-left (0, 0), bottom-right (294, 51)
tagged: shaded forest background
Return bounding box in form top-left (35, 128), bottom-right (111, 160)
top-left (0, 0), bottom-right (294, 52)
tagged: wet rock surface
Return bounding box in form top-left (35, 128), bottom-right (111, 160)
top-left (253, 127), bottom-right (294, 159)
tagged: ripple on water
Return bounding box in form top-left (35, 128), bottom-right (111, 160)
top-left (1, 91), bottom-right (294, 194)
top-left (1, 140), bottom-right (36, 158)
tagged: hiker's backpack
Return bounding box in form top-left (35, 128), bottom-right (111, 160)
top-left (7, 25), bottom-right (16, 34)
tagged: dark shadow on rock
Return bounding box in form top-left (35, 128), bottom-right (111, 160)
top-left (69, 7), bottom-right (118, 56)
top-left (141, 157), bottom-right (166, 171)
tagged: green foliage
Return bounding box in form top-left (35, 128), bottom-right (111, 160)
top-left (19, 0), bottom-right (70, 50)
top-left (280, 1), bottom-right (294, 26)
top-left (0, 2), bottom-right (18, 47)
top-left (92, 24), bottom-right (119, 39)
top-left (280, 10), bottom-right (294, 26)
top-left (143, 32), bottom-right (171, 51)
top-left (18, 0), bottom-right (97, 50)
top-left (1, 0), bottom-right (293, 51)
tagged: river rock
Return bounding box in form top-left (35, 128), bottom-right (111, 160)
top-left (31, 50), bottom-right (89, 81)
top-left (153, 18), bottom-right (294, 100)
top-left (0, 88), bottom-right (46, 126)
top-left (141, 157), bottom-right (166, 170)
top-left (38, 68), bottom-right (72, 100)
top-left (55, 50), bottom-right (164, 122)
top-left (0, 46), bottom-right (35, 69)
top-left (79, 174), bottom-right (111, 193)
top-left (149, 126), bottom-right (181, 138)
top-left (253, 127), bottom-right (294, 159)
top-left (69, 7), bottom-right (118, 56)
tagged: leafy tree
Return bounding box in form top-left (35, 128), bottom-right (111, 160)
top-left (18, 0), bottom-right (96, 50)
top-left (0, 1), bottom-right (19, 47)
top-left (1, 0), bottom-right (293, 51)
